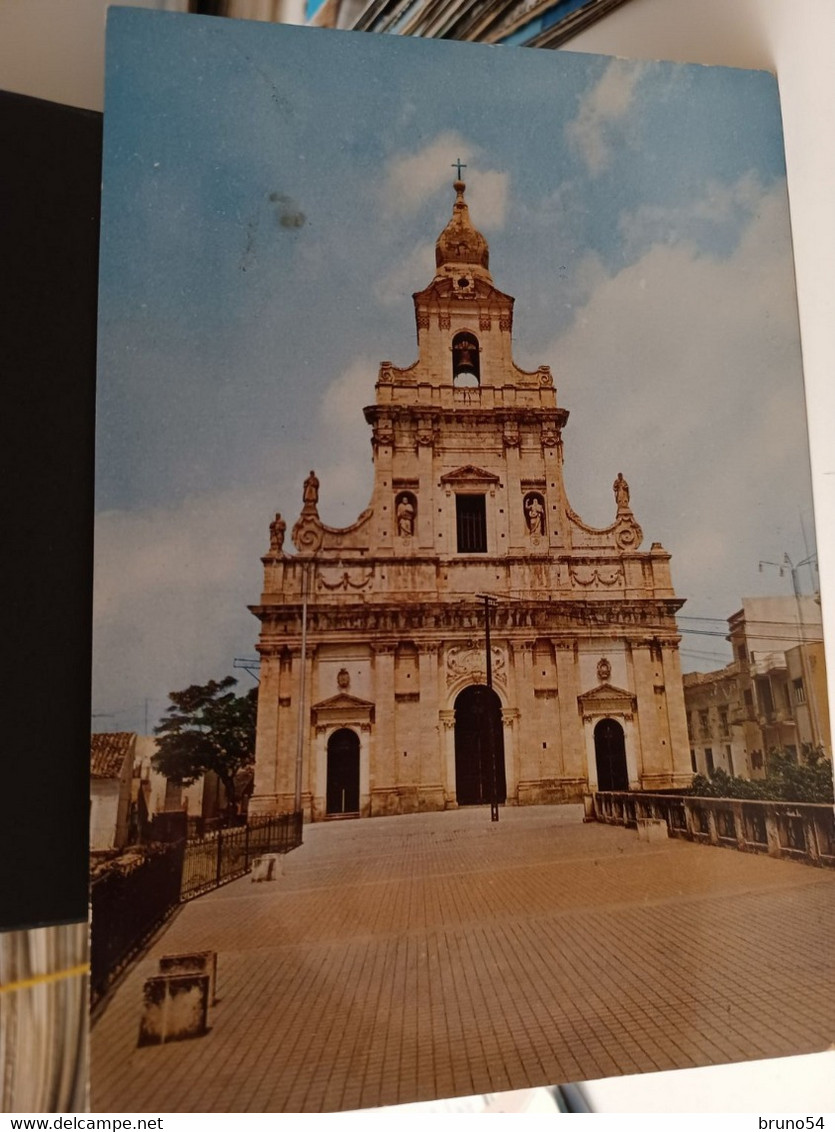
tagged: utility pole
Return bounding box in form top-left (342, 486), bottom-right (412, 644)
top-left (759, 553), bottom-right (823, 755)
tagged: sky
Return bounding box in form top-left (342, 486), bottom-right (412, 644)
top-left (93, 8), bottom-right (816, 733)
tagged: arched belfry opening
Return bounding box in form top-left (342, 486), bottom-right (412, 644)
top-left (594, 718), bottom-right (629, 792)
top-left (326, 728), bottom-right (360, 815)
top-left (452, 331), bottom-right (480, 387)
top-left (454, 685), bottom-right (506, 805)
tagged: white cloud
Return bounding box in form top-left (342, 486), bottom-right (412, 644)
top-left (381, 133), bottom-right (509, 229)
top-left (93, 356), bottom-right (380, 727)
top-left (374, 242), bottom-right (435, 306)
top-left (566, 61), bottom-right (646, 176)
top-left (464, 170), bottom-right (508, 230)
top-left (618, 172), bottom-right (767, 260)
top-left (550, 179), bottom-right (807, 624)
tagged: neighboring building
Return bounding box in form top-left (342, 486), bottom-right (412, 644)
top-left (90, 732), bottom-right (136, 851)
top-left (786, 640), bottom-right (830, 755)
top-left (250, 179), bottom-right (692, 822)
top-left (131, 735), bottom-right (236, 838)
top-left (683, 596), bottom-right (829, 779)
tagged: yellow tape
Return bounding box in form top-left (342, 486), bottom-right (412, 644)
top-left (0, 963), bottom-right (89, 995)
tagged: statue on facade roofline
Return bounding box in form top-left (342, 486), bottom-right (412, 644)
top-left (613, 472), bottom-right (630, 511)
top-left (269, 512), bottom-right (286, 554)
top-left (303, 469), bottom-right (319, 509)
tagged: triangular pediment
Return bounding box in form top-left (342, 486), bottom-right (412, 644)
top-left (311, 693), bottom-right (375, 712)
top-left (578, 682), bottom-right (636, 706)
top-left (440, 464), bottom-right (500, 485)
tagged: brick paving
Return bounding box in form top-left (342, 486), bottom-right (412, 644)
top-left (91, 806), bottom-right (835, 1112)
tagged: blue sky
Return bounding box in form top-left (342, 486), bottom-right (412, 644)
top-left (94, 8), bottom-right (814, 731)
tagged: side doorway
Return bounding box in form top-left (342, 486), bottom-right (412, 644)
top-left (326, 728), bottom-right (360, 815)
top-left (594, 718), bottom-right (629, 792)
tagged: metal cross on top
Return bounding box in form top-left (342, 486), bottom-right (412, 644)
top-left (451, 158), bottom-right (467, 179)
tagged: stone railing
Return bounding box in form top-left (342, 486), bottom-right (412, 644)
top-left (593, 791), bottom-right (835, 869)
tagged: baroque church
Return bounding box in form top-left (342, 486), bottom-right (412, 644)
top-left (249, 178), bottom-right (693, 822)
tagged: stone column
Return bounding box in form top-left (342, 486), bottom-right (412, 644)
top-left (555, 641), bottom-right (585, 780)
top-left (418, 643), bottom-right (443, 804)
top-left (631, 641), bottom-right (662, 786)
top-left (660, 641), bottom-right (692, 782)
top-left (374, 418), bottom-right (395, 551)
top-left (371, 643), bottom-right (396, 812)
top-left (511, 640), bottom-right (538, 789)
top-left (249, 650), bottom-right (281, 815)
top-left (418, 440), bottom-right (434, 551)
top-left (504, 436), bottom-right (525, 551)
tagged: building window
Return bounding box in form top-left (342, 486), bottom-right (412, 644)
top-left (456, 494), bottom-right (487, 553)
top-left (705, 747), bottom-right (715, 775)
top-left (793, 677), bottom-right (806, 705)
top-left (698, 709), bottom-right (709, 737)
top-left (718, 707), bottom-right (729, 737)
top-left (736, 643), bottom-right (747, 662)
top-left (690, 749), bottom-right (697, 773)
top-left (725, 745), bottom-right (734, 776)
top-left (757, 678), bottom-right (774, 715)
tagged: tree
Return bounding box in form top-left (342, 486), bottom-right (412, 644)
top-left (152, 676), bottom-right (257, 813)
top-left (688, 746), bottom-right (834, 804)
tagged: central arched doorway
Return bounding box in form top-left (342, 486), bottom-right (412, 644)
top-left (594, 718), bottom-right (629, 792)
top-left (454, 685), bottom-right (506, 805)
top-left (326, 728), bottom-right (360, 815)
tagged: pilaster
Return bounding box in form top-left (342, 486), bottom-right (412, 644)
top-left (554, 641), bottom-right (585, 779)
top-left (371, 643), bottom-right (397, 792)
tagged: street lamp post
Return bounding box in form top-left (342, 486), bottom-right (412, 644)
top-left (478, 593), bottom-right (500, 822)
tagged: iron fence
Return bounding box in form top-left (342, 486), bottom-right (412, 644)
top-left (90, 840), bottom-right (184, 1005)
top-left (91, 811), bottom-right (303, 1006)
top-left (594, 791), bottom-right (835, 868)
top-left (180, 811), bottom-right (303, 899)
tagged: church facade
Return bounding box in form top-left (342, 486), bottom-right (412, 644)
top-left (249, 180), bottom-right (692, 822)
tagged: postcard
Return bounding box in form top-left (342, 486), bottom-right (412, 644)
top-left (91, 8), bottom-right (834, 1112)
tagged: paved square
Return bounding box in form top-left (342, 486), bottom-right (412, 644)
top-left (91, 806), bottom-right (835, 1112)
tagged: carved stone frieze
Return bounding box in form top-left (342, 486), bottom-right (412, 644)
top-left (316, 567), bottom-right (373, 591)
top-left (446, 644), bottom-right (506, 686)
top-left (569, 564), bottom-right (624, 588)
top-left (373, 420), bottom-right (394, 447)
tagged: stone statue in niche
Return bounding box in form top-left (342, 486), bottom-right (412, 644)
top-left (613, 472), bottom-right (630, 511)
top-left (303, 470), bottom-right (319, 509)
top-left (524, 492), bottom-right (546, 537)
top-left (269, 513), bottom-right (286, 554)
top-left (395, 491), bottom-right (416, 537)
top-left (597, 657), bottom-right (612, 683)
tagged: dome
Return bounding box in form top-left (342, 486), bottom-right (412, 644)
top-left (435, 180), bottom-right (490, 274)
